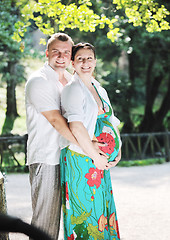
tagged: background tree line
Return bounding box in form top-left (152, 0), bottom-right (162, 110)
top-left (0, 0), bottom-right (170, 134)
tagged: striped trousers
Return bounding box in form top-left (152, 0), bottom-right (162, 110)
top-left (29, 163), bottom-right (62, 240)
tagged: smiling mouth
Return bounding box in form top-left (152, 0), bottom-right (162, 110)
top-left (82, 67), bottom-right (91, 70)
top-left (56, 60), bottom-right (65, 64)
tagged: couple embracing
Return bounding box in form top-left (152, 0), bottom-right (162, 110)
top-left (25, 33), bottom-right (121, 240)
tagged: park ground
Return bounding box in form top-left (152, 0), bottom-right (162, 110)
top-left (4, 162), bottom-right (170, 240)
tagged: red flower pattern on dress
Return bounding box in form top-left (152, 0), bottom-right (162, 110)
top-left (109, 212), bottom-right (116, 228)
top-left (66, 182), bottom-right (69, 201)
top-left (100, 170), bottom-right (104, 178)
top-left (91, 196), bottom-right (94, 201)
top-left (116, 220), bottom-right (120, 239)
top-left (68, 233), bottom-right (74, 240)
top-left (109, 213), bottom-right (120, 238)
top-left (96, 132), bottom-right (115, 154)
top-left (64, 156), bottom-right (67, 165)
top-left (98, 214), bottom-right (108, 232)
top-left (85, 168), bottom-right (102, 188)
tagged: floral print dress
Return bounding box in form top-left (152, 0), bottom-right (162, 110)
top-left (60, 95), bottom-right (120, 240)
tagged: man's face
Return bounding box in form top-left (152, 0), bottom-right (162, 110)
top-left (46, 39), bottom-right (72, 72)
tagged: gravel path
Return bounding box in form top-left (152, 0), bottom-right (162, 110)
top-left (4, 162), bottom-right (170, 240)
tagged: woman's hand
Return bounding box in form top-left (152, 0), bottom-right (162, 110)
top-left (105, 149), bottom-right (121, 170)
top-left (93, 154), bottom-right (109, 170)
top-left (92, 140), bottom-right (111, 170)
top-left (92, 140), bottom-right (109, 159)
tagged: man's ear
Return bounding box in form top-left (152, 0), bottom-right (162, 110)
top-left (45, 49), bottom-right (48, 57)
top-left (71, 61), bottom-right (74, 68)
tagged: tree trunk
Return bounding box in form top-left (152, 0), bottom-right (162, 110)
top-left (139, 55), bottom-right (155, 132)
top-left (139, 61), bottom-right (169, 132)
top-left (121, 51), bottom-right (135, 133)
top-left (6, 62), bottom-right (18, 117)
top-left (155, 76), bottom-right (170, 130)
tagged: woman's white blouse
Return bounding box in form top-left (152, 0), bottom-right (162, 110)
top-left (60, 73), bottom-right (121, 154)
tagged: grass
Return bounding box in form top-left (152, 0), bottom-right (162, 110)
top-left (0, 165), bottom-right (29, 174)
top-left (0, 157), bottom-right (166, 174)
top-left (118, 158), bottom-right (166, 167)
top-left (0, 85), bottom-right (7, 133)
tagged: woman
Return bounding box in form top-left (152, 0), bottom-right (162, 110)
top-left (60, 43), bottom-right (121, 239)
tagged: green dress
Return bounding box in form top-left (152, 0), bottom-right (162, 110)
top-left (60, 97), bottom-right (120, 240)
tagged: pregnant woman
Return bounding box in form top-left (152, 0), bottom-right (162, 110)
top-left (60, 42), bottom-right (121, 240)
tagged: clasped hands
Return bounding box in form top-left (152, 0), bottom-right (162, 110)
top-left (92, 140), bottom-right (121, 170)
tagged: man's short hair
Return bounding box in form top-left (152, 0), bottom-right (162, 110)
top-left (47, 33), bottom-right (74, 50)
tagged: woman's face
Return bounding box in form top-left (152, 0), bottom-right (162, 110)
top-left (72, 48), bottom-right (96, 77)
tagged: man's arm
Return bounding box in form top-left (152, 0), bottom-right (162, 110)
top-left (41, 109), bottom-right (78, 145)
top-left (41, 109), bottom-right (108, 156)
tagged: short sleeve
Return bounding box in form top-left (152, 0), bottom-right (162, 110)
top-left (25, 76), bottom-right (60, 112)
top-left (61, 82), bottom-right (84, 122)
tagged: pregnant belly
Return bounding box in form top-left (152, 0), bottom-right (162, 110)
top-left (95, 126), bottom-right (119, 161)
top-left (96, 132), bottom-right (116, 154)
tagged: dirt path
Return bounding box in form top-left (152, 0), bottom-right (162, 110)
top-left (5, 162), bottom-right (170, 240)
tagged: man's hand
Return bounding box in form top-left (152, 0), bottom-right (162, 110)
top-left (105, 149), bottom-right (121, 170)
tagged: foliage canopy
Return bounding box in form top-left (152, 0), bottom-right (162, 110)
top-left (1, 0), bottom-right (170, 133)
top-left (13, 0), bottom-right (170, 44)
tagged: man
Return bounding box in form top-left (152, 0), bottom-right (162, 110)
top-left (25, 33), bottom-right (77, 239)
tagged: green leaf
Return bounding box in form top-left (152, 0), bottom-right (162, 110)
top-left (87, 223), bottom-right (104, 240)
top-left (39, 38), bottom-right (47, 45)
top-left (71, 210), bottom-right (92, 225)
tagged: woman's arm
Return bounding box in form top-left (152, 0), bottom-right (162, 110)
top-left (70, 121), bottom-right (108, 170)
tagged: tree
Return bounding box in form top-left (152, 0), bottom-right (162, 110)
top-left (4, 0), bottom-right (170, 133)
top-left (98, 0), bottom-right (170, 133)
top-left (109, 28), bottom-right (170, 133)
top-left (0, 0), bottom-right (26, 118)
top-left (14, 0), bottom-right (170, 44)
top-left (0, 0), bottom-right (30, 134)
top-left (101, 8), bottom-right (170, 133)
top-left (137, 30), bottom-right (170, 132)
